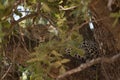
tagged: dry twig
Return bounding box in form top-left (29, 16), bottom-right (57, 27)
top-left (59, 5), bottom-right (77, 11)
top-left (1, 64), bottom-right (12, 80)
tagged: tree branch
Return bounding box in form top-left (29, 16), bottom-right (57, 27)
top-left (1, 64), bottom-right (12, 80)
top-left (56, 53), bottom-right (120, 80)
top-left (14, 12), bottom-right (38, 24)
top-left (7, 12), bottom-right (38, 35)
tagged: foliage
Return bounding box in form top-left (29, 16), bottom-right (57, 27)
top-left (0, 0), bottom-right (92, 80)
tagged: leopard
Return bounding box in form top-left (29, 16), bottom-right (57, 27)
top-left (64, 40), bottom-right (100, 63)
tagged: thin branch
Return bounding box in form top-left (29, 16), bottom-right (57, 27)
top-left (3, 0), bottom-right (21, 21)
top-left (56, 53), bottom-right (120, 80)
top-left (14, 12), bottom-right (38, 24)
top-left (1, 64), bottom-right (12, 80)
top-left (59, 5), bottom-right (77, 11)
top-left (72, 16), bottom-right (108, 31)
top-left (42, 15), bottom-right (55, 25)
top-left (17, 10), bottom-right (32, 12)
top-left (7, 12), bottom-right (38, 35)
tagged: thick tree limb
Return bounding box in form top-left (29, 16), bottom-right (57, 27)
top-left (56, 53), bottom-right (120, 80)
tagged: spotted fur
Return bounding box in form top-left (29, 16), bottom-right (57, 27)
top-left (65, 40), bottom-right (100, 63)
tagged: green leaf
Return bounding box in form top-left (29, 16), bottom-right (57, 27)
top-left (51, 50), bottom-right (62, 57)
top-left (110, 12), bottom-right (120, 18)
top-left (27, 58), bottom-right (40, 63)
top-left (59, 66), bottom-right (66, 74)
top-left (30, 0), bottom-right (36, 4)
top-left (110, 12), bottom-right (120, 26)
top-left (0, 23), bottom-right (2, 30)
top-left (48, 0), bottom-right (55, 2)
top-left (26, 0), bottom-right (37, 5)
top-left (0, 32), bottom-right (4, 37)
top-left (29, 52), bottom-right (39, 57)
top-left (0, 23), bottom-right (4, 43)
top-left (52, 61), bottom-right (62, 68)
top-left (0, 2), bottom-right (4, 9)
top-left (60, 59), bottom-right (70, 64)
top-left (2, 21), bottom-right (10, 28)
top-left (41, 3), bottom-right (51, 12)
top-left (113, 18), bottom-right (118, 27)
